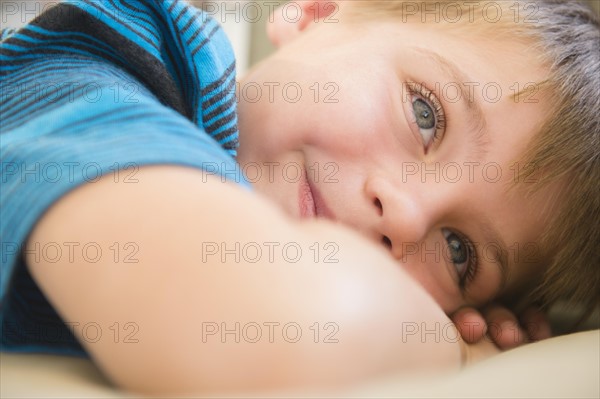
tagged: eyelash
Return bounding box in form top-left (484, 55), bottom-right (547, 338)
top-left (458, 234), bottom-right (479, 291)
top-left (405, 82), bottom-right (447, 151)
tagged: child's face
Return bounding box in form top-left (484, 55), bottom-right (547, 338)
top-left (236, 14), bottom-right (559, 313)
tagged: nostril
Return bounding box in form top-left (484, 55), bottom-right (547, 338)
top-left (374, 198), bottom-right (383, 216)
top-left (382, 235), bottom-right (392, 249)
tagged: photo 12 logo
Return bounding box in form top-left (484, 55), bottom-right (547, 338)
top-left (199, 161), bottom-right (339, 185)
top-left (395, 2), bottom-right (540, 24)
top-left (201, 321), bottom-right (340, 344)
top-left (197, 1), bottom-right (340, 24)
top-left (1, 161), bottom-right (139, 184)
top-left (2, 241), bottom-right (140, 264)
top-left (201, 241), bottom-right (339, 264)
top-left (1, 321), bottom-right (140, 345)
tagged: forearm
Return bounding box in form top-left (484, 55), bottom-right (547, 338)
top-left (25, 165), bottom-right (462, 395)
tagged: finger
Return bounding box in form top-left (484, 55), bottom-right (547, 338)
top-left (463, 334), bottom-right (502, 366)
top-left (452, 307), bottom-right (487, 343)
top-left (484, 305), bottom-right (528, 350)
top-left (520, 306), bottom-right (552, 341)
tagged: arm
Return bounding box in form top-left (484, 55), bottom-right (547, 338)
top-left (25, 165), bottom-right (462, 395)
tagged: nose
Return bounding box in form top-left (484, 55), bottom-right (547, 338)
top-left (365, 176), bottom-right (432, 259)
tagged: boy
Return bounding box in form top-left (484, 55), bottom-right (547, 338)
top-left (1, 0), bottom-right (598, 395)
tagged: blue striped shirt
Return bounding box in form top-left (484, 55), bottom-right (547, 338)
top-left (1, 0), bottom-right (249, 356)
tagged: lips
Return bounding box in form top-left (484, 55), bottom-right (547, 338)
top-left (299, 168), bottom-right (335, 220)
top-left (299, 171), bottom-right (316, 218)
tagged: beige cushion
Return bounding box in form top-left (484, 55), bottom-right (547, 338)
top-left (2, 329), bottom-right (598, 398)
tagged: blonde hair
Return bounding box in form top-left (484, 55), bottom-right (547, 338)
top-left (346, 1), bottom-right (600, 314)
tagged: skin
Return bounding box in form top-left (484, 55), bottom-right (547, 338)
top-left (23, 1), bottom-right (556, 395)
top-left (237, 1), bottom-right (559, 316)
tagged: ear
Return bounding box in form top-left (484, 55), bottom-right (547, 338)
top-left (267, 0), bottom-right (340, 47)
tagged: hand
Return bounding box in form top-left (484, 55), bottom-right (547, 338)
top-left (452, 304), bottom-right (552, 351)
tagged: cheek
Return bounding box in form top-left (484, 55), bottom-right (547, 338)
top-left (237, 100), bottom-right (294, 160)
top-left (239, 59), bottom-right (398, 165)
top-left (400, 259), bottom-right (462, 313)
top-left (301, 104), bottom-right (400, 170)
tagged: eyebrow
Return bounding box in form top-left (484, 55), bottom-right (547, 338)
top-left (409, 46), bottom-right (490, 160)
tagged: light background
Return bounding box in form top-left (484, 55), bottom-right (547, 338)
top-left (1, 1), bottom-right (599, 76)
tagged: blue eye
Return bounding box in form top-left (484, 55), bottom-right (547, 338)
top-left (412, 97), bottom-right (437, 146)
top-left (406, 82), bottom-right (446, 152)
top-left (442, 228), bottom-right (477, 289)
top-left (413, 98), bottom-right (436, 129)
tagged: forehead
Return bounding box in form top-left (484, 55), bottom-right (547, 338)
top-left (368, 16), bottom-right (544, 76)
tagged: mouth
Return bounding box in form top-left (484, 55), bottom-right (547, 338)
top-left (299, 168), bottom-right (335, 220)
top-left (299, 169), bottom-right (316, 218)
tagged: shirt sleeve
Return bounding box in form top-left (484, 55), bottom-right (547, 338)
top-left (0, 0), bottom-right (249, 356)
